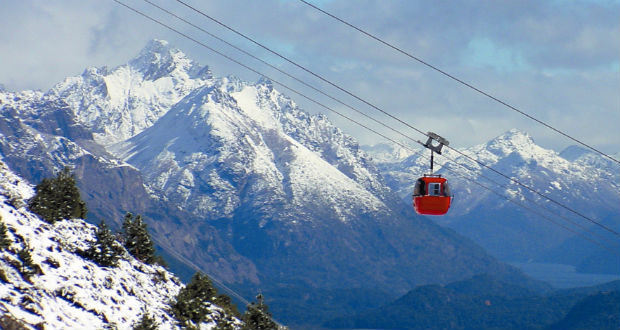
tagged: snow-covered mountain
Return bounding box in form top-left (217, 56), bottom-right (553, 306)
top-left (367, 129), bottom-right (620, 263)
top-left (112, 78), bottom-right (390, 224)
top-left (49, 39), bottom-right (213, 146)
top-left (0, 39), bottom-right (546, 326)
top-left (0, 161), bottom-right (237, 329)
top-left (0, 76), bottom-right (259, 285)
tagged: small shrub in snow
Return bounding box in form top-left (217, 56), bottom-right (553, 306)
top-left (104, 275), bottom-right (114, 290)
top-left (0, 314), bottom-right (30, 330)
top-left (0, 217), bottom-right (12, 250)
top-left (0, 268), bottom-right (9, 283)
top-left (17, 243), bottom-right (37, 278)
top-left (214, 312), bottom-right (237, 330)
top-left (44, 257), bottom-right (60, 269)
top-left (83, 220), bottom-right (124, 268)
top-left (132, 312), bottom-right (159, 330)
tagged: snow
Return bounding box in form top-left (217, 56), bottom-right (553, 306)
top-left (106, 69), bottom-right (392, 224)
top-left (0, 161), bottom-right (237, 329)
top-left (47, 40), bottom-right (213, 147)
top-left (369, 128), bottom-right (620, 220)
top-left (231, 86), bottom-right (279, 131)
top-left (2, 39), bottom-right (395, 228)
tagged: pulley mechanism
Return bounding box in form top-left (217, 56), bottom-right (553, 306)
top-left (420, 132), bottom-right (449, 175)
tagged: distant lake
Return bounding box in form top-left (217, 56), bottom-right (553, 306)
top-left (510, 262), bottom-right (620, 289)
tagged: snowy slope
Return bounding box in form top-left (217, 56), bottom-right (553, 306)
top-left (113, 80), bottom-right (389, 223)
top-left (0, 161), bottom-right (238, 329)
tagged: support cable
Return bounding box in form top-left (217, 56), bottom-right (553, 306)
top-left (113, 0), bottom-right (619, 254)
top-left (297, 0), bottom-right (620, 165)
top-left (173, 0), bottom-right (620, 236)
top-left (147, 0), bottom-right (617, 243)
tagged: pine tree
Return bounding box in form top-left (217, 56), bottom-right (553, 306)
top-left (0, 217), bottom-right (12, 250)
top-left (214, 294), bottom-right (240, 318)
top-left (17, 243), bottom-right (36, 277)
top-left (122, 213), bottom-right (156, 264)
top-left (169, 272), bottom-right (217, 328)
top-left (241, 294), bottom-right (278, 330)
top-left (86, 220), bottom-right (124, 267)
top-left (28, 167), bottom-right (87, 224)
top-left (133, 312), bottom-right (159, 330)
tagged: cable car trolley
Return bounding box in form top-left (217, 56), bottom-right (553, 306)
top-left (412, 132), bottom-right (452, 215)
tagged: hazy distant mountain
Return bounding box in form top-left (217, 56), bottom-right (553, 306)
top-left (326, 275), bottom-right (619, 330)
top-left (366, 130), bottom-right (620, 264)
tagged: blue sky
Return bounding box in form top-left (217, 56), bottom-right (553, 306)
top-left (0, 0), bottom-right (618, 155)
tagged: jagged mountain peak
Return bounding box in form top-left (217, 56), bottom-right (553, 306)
top-left (129, 39), bottom-right (209, 81)
top-left (45, 40), bottom-right (216, 146)
top-left (116, 77), bottom-right (389, 223)
top-left (483, 129), bottom-right (542, 158)
top-left (560, 145), bottom-right (592, 161)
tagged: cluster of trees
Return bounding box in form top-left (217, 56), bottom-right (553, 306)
top-left (169, 271), bottom-right (278, 329)
top-left (25, 167), bottom-right (157, 268)
top-left (24, 168), bottom-right (281, 330)
top-left (28, 167), bottom-right (86, 224)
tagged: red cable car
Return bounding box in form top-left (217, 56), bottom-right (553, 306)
top-left (412, 132), bottom-right (453, 216)
top-left (413, 175), bottom-right (452, 215)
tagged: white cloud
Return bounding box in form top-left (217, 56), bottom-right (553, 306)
top-left (0, 0), bottom-right (617, 155)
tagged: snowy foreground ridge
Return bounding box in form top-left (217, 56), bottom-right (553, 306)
top-left (0, 162), bottom-right (232, 329)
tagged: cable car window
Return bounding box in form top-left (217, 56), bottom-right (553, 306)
top-left (413, 179), bottom-right (425, 196)
top-left (443, 181), bottom-right (451, 197)
top-left (429, 183), bottom-right (441, 196)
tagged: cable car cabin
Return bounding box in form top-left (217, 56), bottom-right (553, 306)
top-left (412, 175), bottom-right (452, 215)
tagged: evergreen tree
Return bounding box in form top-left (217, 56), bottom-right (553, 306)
top-left (0, 217), bottom-right (12, 250)
top-left (28, 167), bottom-right (87, 224)
top-left (86, 220), bottom-right (124, 267)
top-left (169, 272), bottom-right (217, 328)
top-left (214, 294), bottom-right (240, 318)
top-left (122, 213), bottom-right (156, 264)
top-left (241, 294), bottom-right (278, 330)
top-left (133, 312), bottom-right (159, 330)
top-left (17, 243), bottom-right (36, 277)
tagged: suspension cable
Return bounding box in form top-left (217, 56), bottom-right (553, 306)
top-left (113, 0), bottom-right (618, 252)
top-left (296, 0), bottom-right (620, 165)
top-left (174, 0), bottom-right (428, 138)
top-left (171, 0), bottom-right (620, 235)
top-left (147, 0), bottom-right (618, 241)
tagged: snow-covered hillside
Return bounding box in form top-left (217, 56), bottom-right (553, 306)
top-left (0, 161), bottom-right (235, 329)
